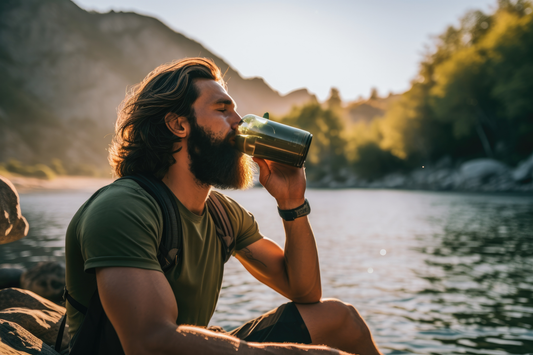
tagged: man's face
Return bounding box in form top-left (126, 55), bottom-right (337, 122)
top-left (186, 79), bottom-right (254, 189)
top-left (191, 79), bottom-right (241, 142)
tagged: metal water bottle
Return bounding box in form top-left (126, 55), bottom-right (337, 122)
top-left (235, 113), bottom-right (313, 168)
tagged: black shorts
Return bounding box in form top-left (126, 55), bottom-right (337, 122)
top-left (210, 302), bottom-right (312, 344)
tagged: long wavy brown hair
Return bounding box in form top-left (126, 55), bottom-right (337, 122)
top-left (108, 58), bottom-right (224, 178)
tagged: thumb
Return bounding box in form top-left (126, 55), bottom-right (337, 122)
top-left (253, 157), bottom-right (268, 171)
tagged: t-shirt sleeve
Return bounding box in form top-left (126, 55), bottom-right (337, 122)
top-left (77, 183), bottom-right (163, 273)
top-left (212, 192), bottom-right (264, 252)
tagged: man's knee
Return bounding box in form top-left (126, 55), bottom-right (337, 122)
top-left (319, 298), bottom-right (369, 339)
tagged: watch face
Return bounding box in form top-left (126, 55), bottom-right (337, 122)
top-left (294, 203), bottom-right (311, 218)
top-left (279, 200), bottom-right (310, 221)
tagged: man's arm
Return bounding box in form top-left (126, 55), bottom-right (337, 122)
top-left (96, 267), bottom-right (349, 355)
top-left (235, 158), bottom-right (321, 304)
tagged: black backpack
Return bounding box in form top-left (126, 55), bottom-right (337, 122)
top-left (55, 174), bottom-right (236, 354)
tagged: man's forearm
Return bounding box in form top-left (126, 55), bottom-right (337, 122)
top-left (281, 214), bottom-right (322, 303)
top-left (144, 324), bottom-right (349, 355)
top-left (253, 157), bottom-right (322, 303)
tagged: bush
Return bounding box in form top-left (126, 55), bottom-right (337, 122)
top-left (4, 159), bottom-right (56, 180)
top-left (51, 159), bottom-right (67, 175)
top-left (67, 163), bottom-right (100, 177)
top-left (352, 142), bottom-right (405, 180)
top-left (31, 164), bottom-right (56, 180)
top-left (0, 163), bottom-right (10, 177)
top-left (6, 159), bottom-right (30, 175)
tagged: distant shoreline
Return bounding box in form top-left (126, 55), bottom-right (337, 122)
top-left (4, 175), bottom-right (113, 193)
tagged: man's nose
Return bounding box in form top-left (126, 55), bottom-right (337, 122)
top-left (230, 112), bottom-right (243, 130)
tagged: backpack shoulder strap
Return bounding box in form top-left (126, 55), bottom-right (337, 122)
top-left (118, 174), bottom-right (182, 272)
top-left (206, 191), bottom-right (236, 262)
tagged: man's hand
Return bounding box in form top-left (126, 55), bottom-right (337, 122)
top-left (253, 158), bottom-right (306, 209)
top-left (236, 158), bottom-right (321, 305)
top-left (96, 267), bottom-right (349, 355)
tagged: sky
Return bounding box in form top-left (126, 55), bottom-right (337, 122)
top-left (73, 0), bottom-right (497, 102)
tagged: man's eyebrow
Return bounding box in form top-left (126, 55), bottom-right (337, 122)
top-left (214, 98), bottom-right (237, 111)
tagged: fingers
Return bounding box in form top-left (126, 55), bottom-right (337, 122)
top-left (252, 157), bottom-right (270, 174)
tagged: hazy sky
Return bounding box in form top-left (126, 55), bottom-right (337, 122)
top-left (73, 0), bottom-right (496, 101)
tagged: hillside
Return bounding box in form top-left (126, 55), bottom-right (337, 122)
top-left (0, 0), bottom-right (314, 170)
top-left (343, 94), bottom-right (400, 125)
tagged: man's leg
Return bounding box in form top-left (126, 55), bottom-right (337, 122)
top-left (229, 302), bottom-right (311, 343)
top-left (295, 299), bottom-right (382, 355)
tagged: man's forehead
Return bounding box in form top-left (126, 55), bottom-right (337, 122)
top-left (195, 79), bottom-right (234, 105)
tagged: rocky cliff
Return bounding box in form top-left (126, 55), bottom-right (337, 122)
top-left (0, 0), bottom-right (314, 169)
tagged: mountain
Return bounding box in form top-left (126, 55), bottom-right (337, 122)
top-left (0, 0), bottom-right (314, 169)
top-left (343, 94), bottom-right (400, 126)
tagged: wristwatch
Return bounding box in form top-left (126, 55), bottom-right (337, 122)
top-left (277, 199), bottom-right (311, 221)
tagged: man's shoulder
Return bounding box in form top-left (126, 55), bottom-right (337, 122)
top-left (94, 179), bottom-right (156, 204)
top-left (79, 179), bottom-right (162, 223)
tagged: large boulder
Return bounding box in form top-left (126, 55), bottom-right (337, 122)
top-left (0, 288), bottom-right (63, 313)
top-left (21, 263), bottom-right (65, 304)
top-left (0, 308), bottom-right (66, 350)
top-left (458, 159), bottom-right (512, 190)
top-left (512, 152), bottom-right (533, 183)
top-left (0, 320), bottom-right (58, 355)
top-left (460, 159), bottom-right (509, 181)
top-left (0, 288), bottom-right (68, 352)
top-left (0, 176), bottom-right (29, 245)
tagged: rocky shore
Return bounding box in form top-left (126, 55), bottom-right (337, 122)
top-left (0, 287), bottom-right (68, 354)
top-left (310, 155), bottom-right (533, 192)
top-left (6, 176), bottom-right (113, 193)
top-left (4, 154), bottom-right (533, 194)
top-left (1, 176), bottom-right (68, 354)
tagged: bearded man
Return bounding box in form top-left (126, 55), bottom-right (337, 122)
top-left (64, 58), bottom-right (382, 355)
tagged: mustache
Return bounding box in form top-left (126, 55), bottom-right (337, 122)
top-left (225, 129), bottom-right (237, 141)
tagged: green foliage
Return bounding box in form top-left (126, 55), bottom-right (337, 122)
top-left (4, 159), bottom-right (56, 180)
top-left (66, 163), bottom-right (101, 177)
top-left (32, 164), bottom-right (57, 180)
top-left (326, 88), bottom-right (342, 113)
top-left (277, 101), bottom-right (406, 182)
top-left (51, 159), bottom-right (67, 175)
top-left (378, 0), bottom-right (533, 165)
top-left (279, 0), bottom-right (533, 182)
top-left (279, 102), bottom-right (348, 181)
top-left (352, 143), bottom-right (404, 180)
top-left (0, 158), bottom-right (107, 179)
top-left (0, 163), bottom-right (11, 177)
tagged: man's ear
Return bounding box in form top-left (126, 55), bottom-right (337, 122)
top-left (165, 112), bottom-right (189, 138)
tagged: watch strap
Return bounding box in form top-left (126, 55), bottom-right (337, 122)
top-left (277, 199), bottom-right (311, 221)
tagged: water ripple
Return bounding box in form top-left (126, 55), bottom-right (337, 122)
top-left (1, 188), bottom-right (532, 354)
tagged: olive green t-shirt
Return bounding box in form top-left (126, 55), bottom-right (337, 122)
top-left (65, 179), bottom-right (263, 338)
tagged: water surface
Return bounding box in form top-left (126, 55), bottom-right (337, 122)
top-left (1, 188), bottom-right (532, 354)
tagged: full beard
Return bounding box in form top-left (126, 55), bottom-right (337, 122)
top-left (187, 119), bottom-right (255, 190)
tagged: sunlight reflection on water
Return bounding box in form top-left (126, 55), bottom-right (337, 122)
top-left (1, 188), bottom-right (532, 354)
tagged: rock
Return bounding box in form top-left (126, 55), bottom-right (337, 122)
top-left (0, 308), bottom-right (67, 350)
top-left (0, 288), bottom-right (65, 318)
top-left (0, 268), bottom-right (23, 289)
top-left (434, 156), bottom-right (453, 169)
top-left (457, 159), bottom-right (513, 190)
top-left (381, 173), bottom-right (406, 188)
top-left (0, 288), bottom-right (68, 352)
top-left (0, 319), bottom-right (59, 354)
top-left (21, 263), bottom-right (65, 304)
top-left (512, 152), bottom-right (533, 183)
top-left (0, 176), bottom-right (29, 245)
top-left (409, 169), bottom-right (430, 187)
top-left (429, 169), bottom-right (457, 190)
top-left (459, 159), bottom-right (510, 181)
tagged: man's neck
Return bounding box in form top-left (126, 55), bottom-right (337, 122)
top-left (162, 156), bottom-right (211, 216)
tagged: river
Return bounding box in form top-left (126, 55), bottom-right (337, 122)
top-left (1, 187), bottom-right (532, 354)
